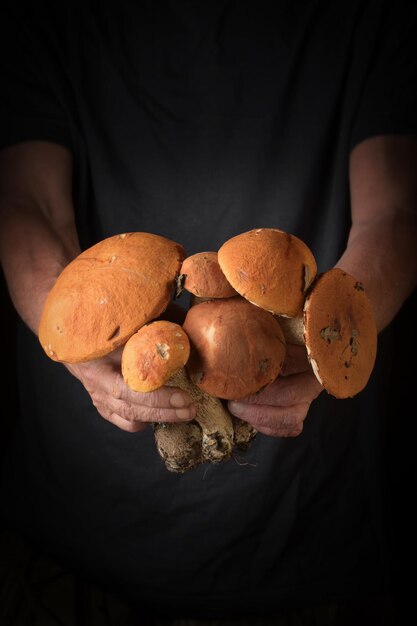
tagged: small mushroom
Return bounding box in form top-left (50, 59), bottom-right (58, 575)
top-left (38, 232), bottom-right (186, 363)
top-left (183, 297), bottom-right (286, 400)
top-left (121, 320), bottom-right (190, 393)
top-left (121, 320), bottom-right (235, 470)
top-left (177, 251), bottom-right (237, 304)
top-left (303, 268), bottom-right (378, 399)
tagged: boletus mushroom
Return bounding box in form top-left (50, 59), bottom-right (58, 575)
top-left (303, 268), bottom-right (377, 399)
top-left (177, 251), bottom-right (237, 304)
top-left (217, 227), bottom-right (318, 319)
top-left (38, 232), bottom-right (185, 363)
top-left (121, 319), bottom-right (235, 471)
top-left (177, 251), bottom-right (255, 447)
top-left (183, 297), bottom-right (286, 400)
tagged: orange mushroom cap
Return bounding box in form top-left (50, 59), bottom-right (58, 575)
top-left (218, 227), bottom-right (317, 317)
top-left (38, 232), bottom-right (185, 363)
top-left (178, 251), bottom-right (237, 300)
top-left (304, 268), bottom-right (378, 399)
top-left (122, 320), bottom-right (190, 393)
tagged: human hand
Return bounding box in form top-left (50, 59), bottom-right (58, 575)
top-left (227, 344), bottom-right (323, 437)
top-left (65, 348), bottom-right (196, 433)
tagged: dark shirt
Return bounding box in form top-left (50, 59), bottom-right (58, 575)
top-left (1, 0), bottom-right (416, 618)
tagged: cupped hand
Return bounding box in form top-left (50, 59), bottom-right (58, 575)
top-left (65, 348), bottom-right (196, 433)
top-left (228, 344), bottom-right (323, 437)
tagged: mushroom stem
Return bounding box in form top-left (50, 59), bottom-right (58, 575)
top-left (274, 314), bottom-right (305, 345)
top-left (165, 369), bottom-right (235, 463)
top-left (231, 415), bottom-right (257, 451)
top-left (153, 421), bottom-right (203, 473)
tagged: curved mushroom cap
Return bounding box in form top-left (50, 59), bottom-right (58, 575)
top-left (122, 320), bottom-right (190, 392)
top-left (179, 251), bottom-right (237, 299)
top-left (183, 297), bottom-right (286, 400)
top-left (38, 232), bottom-right (185, 363)
top-left (218, 228), bottom-right (317, 317)
top-left (304, 268), bottom-right (377, 399)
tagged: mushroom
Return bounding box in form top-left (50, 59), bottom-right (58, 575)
top-left (121, 320), bottom-right (235, 470)
top-left (38, 232), bottom-right (186, 363)
top-left (303, 268), bottom-right (377, 398)
top-left (183, 297), bottom-right (286, 400)
top-left (217, 227), bottom-right (318, 319)
top-left (177, 251), bottom-right (237, 305)
top-left (177, 251), bottom-right (256, 447)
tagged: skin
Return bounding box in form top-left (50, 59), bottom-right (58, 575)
top-left (1, 136), bottom-right (417, 436)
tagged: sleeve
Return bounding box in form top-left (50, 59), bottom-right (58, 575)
top-left (349, 1), bottom-right (417, 150)
top-left (0, 1), bottom-right (73, 152)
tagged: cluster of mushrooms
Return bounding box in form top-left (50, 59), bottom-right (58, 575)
top-left (38, 228), bottom-right (378, 473)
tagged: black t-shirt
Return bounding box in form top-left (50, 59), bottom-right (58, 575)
top-left (1, 0), bottom-right (416, 618)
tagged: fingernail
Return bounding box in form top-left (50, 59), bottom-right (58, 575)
top-left (229, 401), bottom-right (243, 416)
top-left (170, 392), bottom-right (188, 408)
top-left (175, 408), bottom-right (193, 420)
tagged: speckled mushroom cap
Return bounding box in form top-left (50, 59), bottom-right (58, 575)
top-left (38, 232), bottom-right (185, 363)
top-left (121, 320), bottom-right (190, 392)
top-left (183, 297), bottom-right (286, 400)
top-left (217, 228), bottom-right (317, 318)
top-left (178, 251), bottom-right (237, 299)
top-left (304, 268), bottom-right (377, 399)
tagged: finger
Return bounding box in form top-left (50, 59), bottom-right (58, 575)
top-left (241, 372), bottom-right (323, 407)
top-left (102, 394), bottom-right (196, 425)
top-left (228, 399), bottom-right (309, 433)
top-left (109, 372), bottom-right (195, 412)
top-left (105, 413), bottom-right (149, 433)
top-left (254, 423), bottom-right (304, 438)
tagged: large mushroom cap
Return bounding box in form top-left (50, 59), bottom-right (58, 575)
top-left (218, 228), bottom-right (317, 317)
top-left (38, 232), bottom-right (185, 363)
top-left (122, 320), bottom-right (190, 392)
top-left (304, 268), bottom-right (378, 399)
top-left (183, 297), bottom-right (286, 400)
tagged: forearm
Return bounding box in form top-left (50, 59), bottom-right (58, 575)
top-left (0, 142), bottom-right (80, 334)
top-left (339, 135), bottom-right (417, 334)
top-left (336, 208), bottom-right (417, 333)
top-left (0, 201), bottom-right (81, 334)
